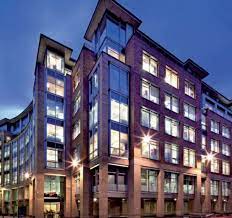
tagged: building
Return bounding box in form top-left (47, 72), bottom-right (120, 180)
top-left (0, 0), bottom-right (231, 217)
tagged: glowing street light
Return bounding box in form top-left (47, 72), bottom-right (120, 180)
top-left (143, 135), bottom-right (151, 144)
top-left (25, 172), bottom-right (30, 179)
top-left (72, 158), bottom-right (80, 168)
top-left (206, 152), bottom-right (214, 162)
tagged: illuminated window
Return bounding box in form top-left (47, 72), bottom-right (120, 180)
top-left (73, 94), bottom-right (81, 115)
top-left (141, 169), bottom-right (158, 192)
top-left (183, 125), bottom-right (195, 143)
top-left (110, 127), bottom-right (128, 158)
top-left (47, 123), bottom-right (64, 143)
top-left (210, 180), bottom-right (219, 196)
top-left (222, 126), bottom-right (230, 139)
top-left (211, 159), bottom-right (219, 173)
top-left (184, 175), bottom-right (195, 194)
top-left (164, 172), bottom-right (178, 193)
top-left (185, 81), bottom-right (195, 98)
top-left (141, 80), bottom-right (159, 104)
top-left (211, 139), bottom-right (219, 153)
top-left (211, 120), bottom-right (219, 134)
top-left (47, 95), bottom-right (64, 119)
top-left (111, 93), bottom-right (128, 125)
top-left (142, 52), bottom-right (158, 76)
top-left (89, 131), bottom-right (98, 160)
top-left (164, 93), bottom-right (179, 113)
top-left (89, 99), bottom-right (98, 128)
top-left (47, 75), bottom-right (64, 97)
top-left (222, 143), bottom-right (230, 156)
top-left (165, 143), bottom-right (179, 164)
top-left (183, 148), bottom-right (195, 167)
top-left (165, 117), bottom-right (179, 137)
top-left (73, 120), bottom-right (81, 139)
top-left (222, 161), bottom-right (230, 175)
top-left (142, 140), bottom-right (159, 160)
top-left (165, 67), bottom-right (179, 89)
top-left (47, 148), bottom-right (63, 168)
top-left (184, 103), bottom-right (196, 121)
top-left (141, 107), bottom-right (159, 130)
top-left (46, 51), bottom-right (64, 73)
top-left (222, 182), bottom-right (230, 197)
top-left (201, 135), bottom-right (206, 149)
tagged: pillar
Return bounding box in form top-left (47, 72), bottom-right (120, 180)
top-left (176, 173), bottom-right (184, 216)
top-left (157, 169), bottom-right (164, 217)
top-left (215, 181), bottom-right (222, 213)
top-left (29, 182), bottom-right (34, 216)
top-left (202, 177), bottom-right (211, 213)
top-left (34, 173), bottom-right (44, 218)
top-left (80, 165), bottom-right (91, 218)
top-left (128, 161), bottom-right (141, 218)
top-left (98, 163), bottom-right (108, 218)
top-left (64, 175), bottom-right (72, 217)
top-left (71, 176), bottom-right (78, 217)
top-left (193, 174), bottom-right (201, 213)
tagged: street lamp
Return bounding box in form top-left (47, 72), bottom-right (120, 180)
top-left (206, 152), bottom-right (214, 162)
top-left (143, 135), bottom-right (151, 144)
top-left (25, 172), bottom-right (30, 180)
top-left (71, 158), bottom-right (80, 168)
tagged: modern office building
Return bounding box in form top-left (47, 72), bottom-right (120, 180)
top-left (0, 0), bottom-right (231, 217)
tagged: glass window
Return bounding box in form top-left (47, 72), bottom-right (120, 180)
top-left (142, 52), bottom-right (158, 76)
top-left (141, 80), bottom-right (159, 104)
top-left (165, 143), bottom-right (179, 164)
top-left (73, 120), bottom-right (81, 139)
top-left (164, 93), bottom-right (179, 113)
top-left (141, 169), bottom-right (158, 192)
top-left (165, 67), bottom-right (179, 89)
top-left (184, 103), bottom-right (196, 121)
top-left (89, 69), bottom-right (99, 97)
top-left (47, 148), bottom-right (63, 168)
top-left (47, 123), bottom-right (64, 143)
top-left (183, 125), bottom-right (195, 143)
top-left (142, 140), bottom-right (159, 160)
top-left (44, 176), bottom-right (64, 197)
top-left (222, 161), bottom-right (230, 175)
top-left (47, 75), bottom-right (64, 97)
top-left (201, 114), bottom-right (206, 130)
top-left (110, 126), bottom-right (128, 158)
top-left (222, 126), bottom-right (230, 139)
top-left (47, 95), bottom-right (64, 119)
top-left (211, 139), bottom-right (219, 153)
top-left (73, 73), bottom-right (80, 91)
top-left (201, 135), bottom-right (206, 149)
top-left (141, 108), bottom-right (159, 130)
top-left (211, 120), bottom-right (219, 134)
top-left (222, 143), bottom-right (230, 156)
top-left (89, 130), bottom-right (98, 160)
top-left (185, 81), bottom-right (195, 98)
top-left (111, 93), bottom-right (128, 125)
top-left (184, 175), bottom-right (195, 194)
top-left (211, 159), bottom-right (220, 173)
top-left (46, 51), bottom-right (64, 73)
top-left (110, 64), bottom-right (128, 96)
top-left (89, 99), bottom-right (98, 128)
top-left (183, 148), bottom-right (195, 167)
top-left (73, 94), bottom-right (81, 115)
top-left (164, 172), bottom-right (178, 193)
top-left (210, 180), bottom-right (219, 196)
top-left (165, 117), bottom-right (179, 137)
top-left (222, 182), bottom-right (230, 197)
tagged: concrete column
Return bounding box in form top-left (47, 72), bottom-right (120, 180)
top-left (157, 169), bottom-right (164, 217)
top-left (193, 174), bottom-right (201, 213)
top-left (80, 165), bottom-right (91, 218)
top-left (128, 162), bottom-right (141, 218)
top-left (176, 173), bottom-right (184, 216)
top-left (29, 182), bottom-right (33, 216)
top-left (202, 177), bottom-right (211, 213)
top-left (64, 175), bottom-right (71, 217)
top-left (71, 176), bottom-right (78, 217)
top-left (215, 181), bottom-right (222, 213)
top-left (98, 163), bottom-right (108, 218)
top-left (34, 173), bottom-right (44, 218)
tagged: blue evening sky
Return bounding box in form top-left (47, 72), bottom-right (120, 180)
top-left (0, 0), bottom-right (232, 119)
